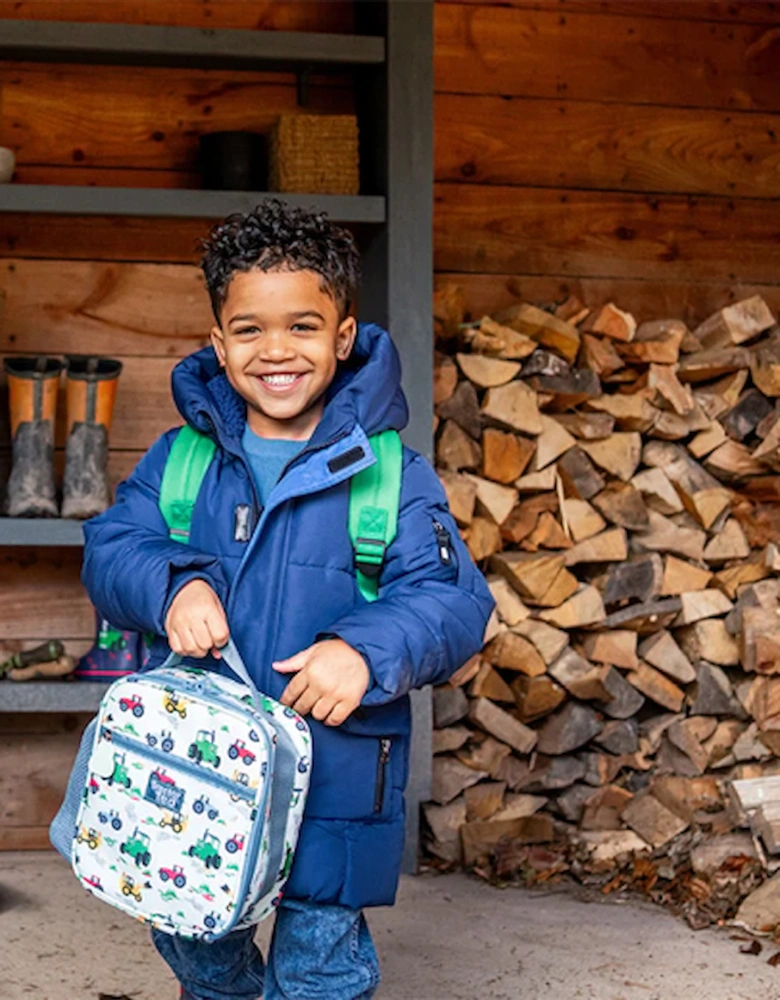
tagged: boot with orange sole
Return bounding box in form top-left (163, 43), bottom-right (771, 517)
top-left (4, 356), bottom-right (63, 517)
top-left (62, 356), bottom-right (123, 519)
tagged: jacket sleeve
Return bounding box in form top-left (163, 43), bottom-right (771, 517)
top-left (318, 451), bottom-right (495, 706)
top-left (81, 429), bottom-right (229, 636)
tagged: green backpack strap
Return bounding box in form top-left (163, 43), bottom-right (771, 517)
top-left (159, 426), bottom-right (217, 544)
top-left (349, 430), bottom-right (403, 603)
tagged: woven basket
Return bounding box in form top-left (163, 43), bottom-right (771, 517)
top-left (270, 113), bottom-right (359, 195)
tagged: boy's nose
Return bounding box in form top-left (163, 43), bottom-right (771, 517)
top-left (259, 331), bottom-right (295, 361)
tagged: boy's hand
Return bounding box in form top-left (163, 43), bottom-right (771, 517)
top-left (165, 579), bottom-right (229, 658)
top-left (273, 639), bottom-right (370, 726)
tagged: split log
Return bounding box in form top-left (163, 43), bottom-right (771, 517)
top-left (531, 369), bottom-right (601, 410)
top-left (603, 597), bottom-right (682, 633)
top-left (617, 319), bottom-right (686, 364)
top-left (586, 393), bottom-right (658, 433)
top-left (464, 781), bottom-right (507, 822)
top-left (482, 428), bottom-right (535, 484)
top-left (675, 589), bottom-right (733, 625)
top-left (464, 517), bottom-right (502, 561)
top-left (515, 466), bottom-right (558, 493)
top-left (585, 302), bottom-right (636, 342)
top-left (661, 555), bottom-right (712, 596)
top-left (642, 440), bottom-right (732, 529)
top-left (438, 470), bottom-right (477, 526)
top-left (436, 380), bottom-right (482, 439)
top-left (549, 648), bottom-right (613, 702)
top-left (715, 551), bottom-right (770, 599)
top-left (678, 346), bottom-right (751, 384)
top-left (456, 736), bottom-right (511, 777)
top-left (511, 674), bottom-right (566, 723)
top-left (633, 510), bottom-right (706, 562)
top-left (500, 493), bottom-right (558, 544)
top-left (433, 726), bottom-right (471, 755)
top-left (511, 619), bottom-right (569, 665)
top-left (602, 554), bottom-right (663, 606)
top-left (557, 447), bottom-right (606, 500)
top-left (496, 302), bottom-right (581, 362)
top-left (580, 433), bottom-right (642, 482)
top-left (483, 631), bottom-right (546, 677)
top-left (423, 798), bottom-right (467, 863)
top-left (741, 607), bottom-right (780, 675)
top-left (461, 815), bottom-right (553, 867)
top-left (595, 719), bottom-right (639, 756)
top-left (706, 440), bottom-right (766, 480)
top-left (751, 333), bottom-right (780, 398)
top-left (555, 412), bottom-right (615, 440)
top-left (691, 663), bottom-right (746, 717)
top-left (638, 630), bottom-right (696, 685)
top-left (447, 654), bottom-right (482, 689)
top-left (581, 333), bottom-right (624, 378)
top-left (536, 703), bottom-right (603, 756)
top-left (561, 498), bottom-right (606, 542)
top-left (592, 482), bottom-right (649, 531)
top-left (621, 793), bottom-right (689, 848)
top-left (431, 757), bottom-right (488, 805)
top-left (463, 315), bottom-right (537, 360)
top-left (531, 415), bottom-right (576, 470)
top-left (582, 785), bottom-right (634, 831)
top-left (438, 420), bottom-right (482, 471)
top-left (522, 349), bottom-right (570, 379)
top-left (721, 388), bottom-right (772, 442)
top-left (688, 422), bottom-right (728, 460)
top-left (627, 663), bottom-right (686, 712)
top-left (563, 527), bottom-right (628, 567)
top-left (489, 551), bottom-right (578, 607)
top-left (481, 380), bottom-right (542, 436)
top-left (581, 630), bottom-right (638, 670)
top-left (469, 697), bottom-right (537, 755)
top-left (631, 468), bottom-right (684, 515)
top-left (469, 661), bottom-right (515, 704)
top-left (693, 296), bottom-right (775, 350)
top-left (456, 352), bottom-right (520, 388)
top-left (434, 353), bottom-right (458, 405)
top-left (466, 474), bottom-right (519, 526)
top-left (647, 363), bottom-right (694, 415)
top-left (487, 575), bottom-right (531, 627)
top-left (703, 519), bottom-right (750, 564)
top-left (677, 620), bottom-right (740, 667)
top-left (523, 511), bottom-right (572, 551)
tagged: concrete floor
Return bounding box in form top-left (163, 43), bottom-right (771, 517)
top-left (2, 851), bottom-right (779, 1000)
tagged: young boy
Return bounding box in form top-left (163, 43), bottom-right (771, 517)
top-left (82, 200), bottom-right (493, 1000)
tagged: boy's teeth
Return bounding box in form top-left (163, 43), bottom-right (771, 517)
top-left (261, 374), bottom-right (298, 385)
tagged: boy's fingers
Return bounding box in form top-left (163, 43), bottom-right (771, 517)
top-left (190, 619), bottom-right (214, 656)
top-left (168, 627), bottom-right (183, 655)
top-left (279, 670), bottom-right (308, 708)
top-left (311, 697), bottom-right (336, 723)
top-left (273, 648), bottom-right (311, 674)
top-left (291, 687), bottom-right (319, 718)
top-left (325, 702), bottom-right (350, 727)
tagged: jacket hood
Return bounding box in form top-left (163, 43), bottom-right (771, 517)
top-left (171, 322), bottom-right (409, 450)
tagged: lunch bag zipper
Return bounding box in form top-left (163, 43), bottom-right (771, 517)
top-left (374, 738), bottom-right (391, 813)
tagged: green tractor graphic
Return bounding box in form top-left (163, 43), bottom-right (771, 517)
top-left (107, 752), bottom-right (131, 789)
top-left (188, 830), bottom-right (222, 870)
top-left (121, 827), bottom-right (152, 868)
top-left (188, 729), bottom-right (221, 768)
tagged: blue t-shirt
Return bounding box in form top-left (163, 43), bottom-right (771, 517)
top-left (241, 424), bottom-right (309, 507)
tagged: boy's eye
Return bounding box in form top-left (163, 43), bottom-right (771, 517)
top-left (291, 323), bottom-right (316, 332)
top-left (235, 326), bottom-right (259, 336)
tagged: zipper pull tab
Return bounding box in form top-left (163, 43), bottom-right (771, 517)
top-left (432, 520), bottom-right (453, 566)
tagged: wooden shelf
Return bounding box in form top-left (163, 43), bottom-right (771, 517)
top-left (0, 186), bottom-right (386, 223)
top-left (0, 19), bottom-right (385, 71)
top-left (0, 681), bottom-right (107, 713)
top-left (0, 518), bottom-right (85, 546)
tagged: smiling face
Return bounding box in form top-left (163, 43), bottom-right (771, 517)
top-left (210, 267), bottom-right (357, 441)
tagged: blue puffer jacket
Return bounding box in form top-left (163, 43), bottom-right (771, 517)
top-left (82, 322), bottom-right (494, 910)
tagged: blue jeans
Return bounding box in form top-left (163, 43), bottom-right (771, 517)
top-left (152, 899), bottom-right (380, 1000)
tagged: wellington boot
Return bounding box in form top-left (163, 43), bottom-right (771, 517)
top-left (62, 356), bottom-right (123, 519)
top-left (3, 356), bottom-right (62, 517)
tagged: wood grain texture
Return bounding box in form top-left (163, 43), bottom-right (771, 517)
top-left (1, 63), bottom-right (352, 173)
top-left (0, 728), bottom-right (84, 830)
top-left (434, 4), bottom-right (780, 111)
top-left (440, 1), bottom-right (780, 26)
top-left (436, 93), bottom-right (780, 198)
top-left (0, 550), bottom-right (93, 640)
top-left (434, 272), bottom-right (780, 328)
top-left (0, 259), bottom-right (211, 357)
top-left (434, 183), bottom-right (780, 282)
top-left (0, 2), bottom-right (354, 31)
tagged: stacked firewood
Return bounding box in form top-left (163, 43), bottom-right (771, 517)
top-left (425, 290), bottom-right (780, 889)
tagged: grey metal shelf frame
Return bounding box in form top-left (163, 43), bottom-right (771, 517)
top-left (0, 518), bottom-right (84, 546)
top-left (0, 0), bottom-right (434, 870)
top-left (0, 185), bottom-right (385, 222)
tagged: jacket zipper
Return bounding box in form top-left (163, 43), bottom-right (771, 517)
top-left (374, 738), bottom-right (391, 813)
top-left (432, 520), bottom-right (454, 567)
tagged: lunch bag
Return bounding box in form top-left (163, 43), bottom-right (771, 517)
top-left (50, 640), bottom-right (311, 940)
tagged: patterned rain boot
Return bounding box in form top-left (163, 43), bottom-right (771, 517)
top-left (3, 356), bottom-right (63, 516)
top-left (61, 355), bottom-right (122, 519)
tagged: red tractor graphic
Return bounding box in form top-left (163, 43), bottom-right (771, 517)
top-left (158, 865), bottom-right (187, 889)
top-left (226, 833), bottom-right (245, 854)
top-left (228, 740), bottom-right (256, 765)
top-left (119, 694), bottom-right (145, 717)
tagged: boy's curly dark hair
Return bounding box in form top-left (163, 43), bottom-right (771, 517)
top-left (200, 199), bottom-right (361, 323)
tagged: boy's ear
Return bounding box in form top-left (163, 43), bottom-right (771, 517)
top-left (336, 316), bottom-right (357, 362)
top-left (210, 325), bottom-right (227, 367)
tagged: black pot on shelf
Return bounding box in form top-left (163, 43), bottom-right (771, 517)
top-left (198, 131), bottom-right (269, 191)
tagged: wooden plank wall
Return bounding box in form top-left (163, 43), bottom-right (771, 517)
top-left (0, 1), bottom-right (354, 848)
top-left (434, 0), bottom-right (780, 322)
